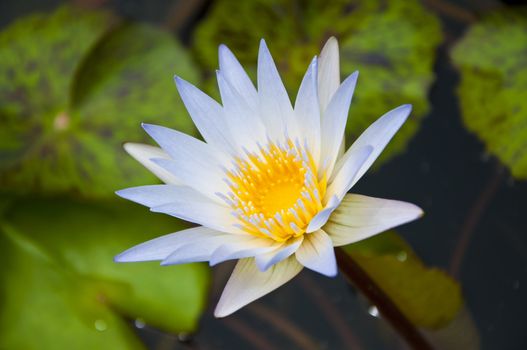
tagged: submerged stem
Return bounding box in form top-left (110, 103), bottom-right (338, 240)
top-left (248, 304), bottom-right (319, 350)
top-left (449, 163), bottom-right (504, 277)
top-left (299, 274), bottom-right (364, 349)
top-left (422, 0), bottom-right (476, 23)
top-left (335, 248), bottom-right (433, 350)
top-left (222, 317), bottom-right (275, 350)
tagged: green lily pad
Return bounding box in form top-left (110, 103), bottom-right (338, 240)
top-left (193, 0), bottom-right (441, 166)
top-left (343, 231), bottom-right (463, 329)
top-left (0, 226), bottom-right (144, 350)
top-left (0, 5), bottom-right (198, 197)
top-left (0, 197), bottom-right (210, 350)
top-left (450, 8), bottom-right (527, 179)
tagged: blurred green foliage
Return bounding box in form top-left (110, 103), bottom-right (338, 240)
top-left (0, 197), bottom-right (210, 350)
top-left (344, 231), bottom-right (462, 329)
top-left (0, 5), bottom-right (198, 197)
top-left (451, 8), bottom-right (527, 179)
top-left (194, 0), bottom-right (442, 167)
top-left (0, 5), bottom-right (209, 349)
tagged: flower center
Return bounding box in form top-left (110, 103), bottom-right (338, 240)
top-left (258, 179), bottom-right (303, 216)
top-left (224, 140), bottom-right (326, 242)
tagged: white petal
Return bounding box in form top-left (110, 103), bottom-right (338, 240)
top-left (295, 229), bottom-right (337, 277)
top-left (151, 158), bottom-right (228, 204)
top-left (324, 194), bottom-right (423, 247)
top-left (319, 71), bottom-right (359, 177)
top-left (218, 44), bottom-right (258, 107)
top-left (331, 104), bottom-right (412, 185)
top-left (214, 256), bottom-right (303, 317)
top-left (216, 71), bottom-right (267, 152)
top-left (325, 145), bottom-right (373, 202)
top-left (257, 39), bottom-right (295, 140)
top-left (307, 146), bottom-right (372, 233)
top-left (123, 143), bottom-right (181, 185)
top-left (161, 233), bottom-right (242, 265)
top-left (114, 226), bottom-right (222, 262)
top-left (142, 123), bottom-right (228, 163)
top-left (318, 37), bottom-right (345, 160)
top-left (174, 76), bottom-right (235, 153)
top-left (294, 57), bottom-right (321, 163)
top-left (255, 235), bottom-right (304, 271)
top-left (116, 184), bottom-right (198, 208)
top-left (337, 137), bottom-right (346, 159)
top-left (305, 195), bottom-right (340, 233)
top-left (209, 236), bottom-right (277, 266)
top-left (318, 37), bottom-right (340, 114)
top-left (150, 196), bottom-right (242, 234)
top-left (143, 124), bottom-right (229, 200)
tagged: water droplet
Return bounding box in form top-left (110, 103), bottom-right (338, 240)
top-left (178, 332), bottom-right (192, 342)
top-left (396, 251), bottom-right (407, 262)
top-left (368, 305), bottom-right (379, 318)
top-left (94, 319), bottom-right (107, 331)
top-left (135, 318), bottom-right (146, 329)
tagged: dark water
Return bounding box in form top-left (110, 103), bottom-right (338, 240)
top-left (2, 0), bottom-right (526, 349)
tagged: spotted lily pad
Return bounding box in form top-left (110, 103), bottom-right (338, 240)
top-left (451, 8), bottom-right (527, 179)
top-left (343, 231), bottom-right (463, 329)
top-left (0, 5), bottom-right (198, 197)
top-left (193, 0), bottom-right (441, 166)
top-left (0, 197), bottom-right (210, 350)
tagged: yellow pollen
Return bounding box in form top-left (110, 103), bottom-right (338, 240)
top-left (259, 180), bottom-right (303, 215)
top-left (224, 140), bottom-right (327, 242)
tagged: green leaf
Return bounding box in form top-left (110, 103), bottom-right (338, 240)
top-left (0, 5), bottom-right (199, 197)
top-left (0, 197), bottom-right (210, 350)
top-left (343, 231), bottom-right (463, 329)
top-left (450, 8), bottom-right (527, 179)
top-left (0, 225), bottom-right (144, 350)
top-left (193, 0), bottom-right (441, 166)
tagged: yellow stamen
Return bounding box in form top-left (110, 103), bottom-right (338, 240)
top-left (224, 140), bottom-right (326, 242)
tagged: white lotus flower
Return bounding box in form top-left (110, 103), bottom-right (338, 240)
top-left (115, 37), bottom-right (423, 317)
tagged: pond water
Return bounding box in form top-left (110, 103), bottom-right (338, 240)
top-left (1, 0), bottom-right (526, 349)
